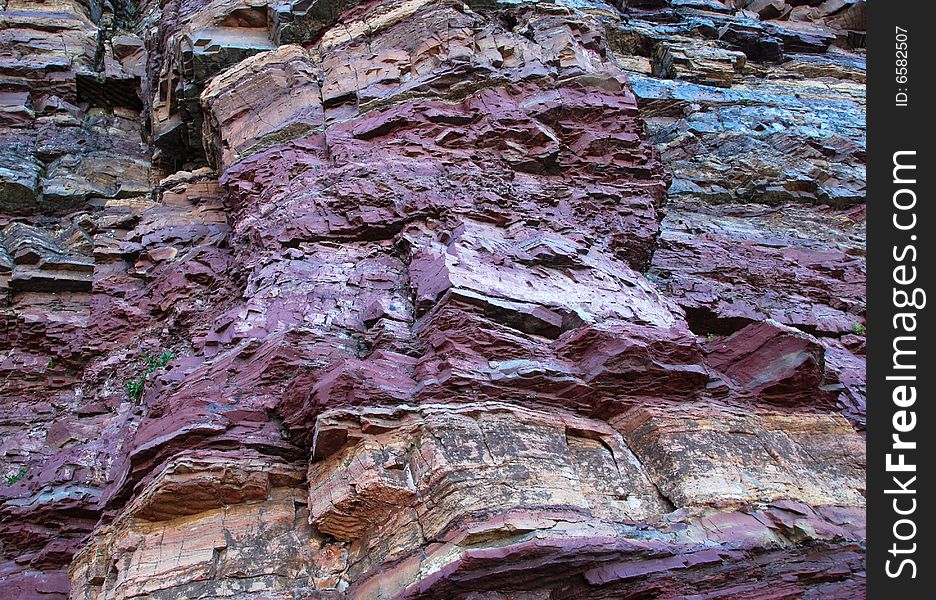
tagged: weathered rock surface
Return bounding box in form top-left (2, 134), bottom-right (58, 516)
top-left (1, 0), bottom-right (865, 598)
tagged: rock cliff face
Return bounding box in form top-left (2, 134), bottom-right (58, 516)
top-left (0, 0), bottom-right (866, 598)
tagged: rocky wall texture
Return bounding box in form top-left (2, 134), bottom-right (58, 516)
top-left (0, 0), bottom-right (866, 598)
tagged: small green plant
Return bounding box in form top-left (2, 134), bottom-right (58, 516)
top-left (852, 323), bottom-right (866, 336)
top-left (4, 467), bottom-right (26, 485)
top-left (706, 333), bottom-right (715, 341)
top-left (126, 376), bottom-right (145, 401)
top-left (145, 350), bottom-right (176, 372)
top-left (126, 349), bottom-right (176, 402)
top-left (116, 1), bottom-right (143, 30)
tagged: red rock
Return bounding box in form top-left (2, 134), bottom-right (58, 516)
top-left (703, 319), bottom-right (830, 405)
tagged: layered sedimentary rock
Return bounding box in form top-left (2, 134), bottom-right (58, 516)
top-left (1, 0), bottom-right (866, 598)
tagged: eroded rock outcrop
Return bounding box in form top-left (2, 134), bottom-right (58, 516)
top-left (1, 0), bottom-right (866, 598)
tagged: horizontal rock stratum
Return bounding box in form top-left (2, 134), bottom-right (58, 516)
top-left (0, 0), bottom-right (866, 598)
